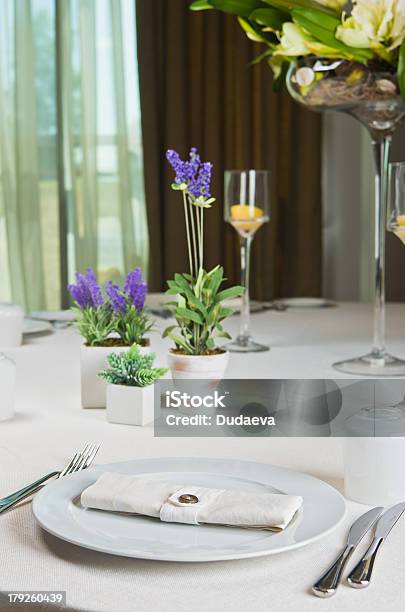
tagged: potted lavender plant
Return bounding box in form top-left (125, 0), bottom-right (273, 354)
top-left (99, 344), bottom-right (168, 426)
top-left (164, 148), bottom-right (244, 380)
top-left (68, 267), bottom-right (152, 408)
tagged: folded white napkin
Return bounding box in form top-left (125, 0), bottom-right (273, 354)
top-left (81, 472), bottom-right (303, 531)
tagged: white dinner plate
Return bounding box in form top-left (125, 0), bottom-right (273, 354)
top-left (274, 297), bottom-right (335, 309)
top-left (30, 310), bottom-right (75, 323)
top-left (221, 298), bottom-right (265, 313)
top-left (23, 318), bottom-right (52, 335)
top-left (32, 457), bottom-right (346, 562)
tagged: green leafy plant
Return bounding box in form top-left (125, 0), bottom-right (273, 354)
top-left (105, 269), bottom-right (154, 346)
top-left (190, 0), bottom-right (405, 96)
top-left (68, 267), bottom-right (153, 347)
top-left (98, 345), bottom-right (168, 387)
top-left (68, 268), bottom-right (115, 346)
top-left (74, 306), bottom-right (116, 347)
top-left (165, 148), bottom-right (244, 355)
top-left (163, 267), bottom-right (243, 355)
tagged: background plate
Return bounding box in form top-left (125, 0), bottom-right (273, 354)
top-left (274, 298), bottom-right (335, 309)
top-left (30, 310), bottom-right (75, 322)
top-left (23, 318), bottom-right (52, 335)
top-left (32, 457), bottom-right (345, 562)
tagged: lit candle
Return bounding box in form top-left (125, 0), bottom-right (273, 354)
top-left (394, 215), bottom-right (405, 245)
top-left (230, 204), bottom-right (264, 233)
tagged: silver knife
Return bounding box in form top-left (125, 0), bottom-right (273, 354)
top-left (312, 506), bottom-right (383, 598)
top-left (347, 502), bottom-right (405, 589)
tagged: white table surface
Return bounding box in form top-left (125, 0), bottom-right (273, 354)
top-left (1, 302), bottom-right (405, 612)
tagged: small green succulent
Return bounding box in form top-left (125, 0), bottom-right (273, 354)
top-left (98, 344), bottom-right (168, 387)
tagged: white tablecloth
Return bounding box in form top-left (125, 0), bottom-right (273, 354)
top-left (1, 302), bottom-right (405, 612)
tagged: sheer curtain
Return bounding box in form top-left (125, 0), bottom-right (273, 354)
top-left (0, 0), bottom-right (148, 311)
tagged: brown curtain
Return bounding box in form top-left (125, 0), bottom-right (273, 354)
top-left (136, 0), bottom-right (322, 300)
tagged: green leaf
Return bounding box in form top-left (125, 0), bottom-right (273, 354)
top-left (162, 325), bottom-right (177, 338)
top-left (399, 39), bottom-right (405, 101)
top-left (194, 267), bottom-right (205, 297)
top-left (176, 307), bottom-right (204, 325)
top-left (210, 0), bottom-right (262, 19)
top-left (190, 0), bottom-right (214, 9)
top-left (238, 17), bottom-right (268, 43)
top-left (216, 285), bottom-right (245, 302)
top-left (291, 9), bottom-right (373, 63)
top-left (207, 266), bottom-right (224, 297)
top-left (169, 334), bottom-right (192, 353)
top-left (218, 307), bottom-right (234, 319)
top-left (167, 280), bottom-right (182, 292)
top-left (206, 303), bottom-right (220, 325)
top-left (215, 328), bottom-right (232, 339)
top-left (262, 0), bottom-right (335, 16)
top-left (250, 47), bottom-right (274, 66)
top-left (185, 293), bottom-right (208, 317)
top-left (249, 7), bottom-right (288, 30)
top-left (292, 7), bottom-right (340, 31)
top-left (272, 59), bottom-right (290, 92)
top-left (174, 273), bottom-right (191, 289)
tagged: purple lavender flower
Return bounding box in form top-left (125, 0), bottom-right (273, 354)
top-left (105, 281), bottom-right (126, 313)
top-left (166, 147), bottom-right (213, 199)
top-left (188, 161), bottom-right (213, 198)
top-left (124, 268), bottom-right (147, 311)
top-left (166, 150), bottom-right (188, 185)
top-left (68, 268), bottom-right (103, 309)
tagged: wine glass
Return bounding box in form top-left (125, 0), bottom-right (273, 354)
top-left (224, 170), bottom-right (270, 352)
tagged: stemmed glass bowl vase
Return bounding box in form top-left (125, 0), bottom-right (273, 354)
top-left (287, 57), bottom-right (405, 376)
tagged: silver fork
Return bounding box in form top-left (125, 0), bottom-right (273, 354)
top-left (0, 443), bottom-right (100, 514)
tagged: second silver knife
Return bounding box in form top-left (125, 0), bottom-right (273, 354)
top-left (347, 502), bottom-right (405, 589)
top-left (312, 506), bottom-right (384, 598)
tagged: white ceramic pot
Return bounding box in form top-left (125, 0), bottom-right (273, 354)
top-left (80, 344), bottom-right (127, 409)
top-left (106, 383), bottom-right (154, 426)
top-left (80, 342), bottom-right (150, 408)
top-left (0, 353), bottom-right (16, 421)
top-left (167, 349), bottom-right (229, 381)
top-left (0, 303), bottom-right (24, 348)
top-left (344, 437), bottom-right (405, 506)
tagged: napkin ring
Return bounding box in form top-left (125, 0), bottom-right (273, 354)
top-left (160, 486), bottom-right (224, 525)
top-left (178, 494), bottom-right (199, 504)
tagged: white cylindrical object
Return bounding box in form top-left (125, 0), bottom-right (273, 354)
top-left (344, 437), bottom-right (405, 506)
top-left (0, 303), bottom-right (24, 348)
top-left (0, 353), bottom-right (16, 421)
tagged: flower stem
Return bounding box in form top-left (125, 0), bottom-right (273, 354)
top-left (188, 196), bottom-right (199, 280)
top-left (182, 191), bottom-right (194, 278)
top-left (200, 207), bottom-right (204, 270)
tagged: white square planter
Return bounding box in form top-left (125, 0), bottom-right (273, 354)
top-left (80, 345), bottom-right (129, 408)
top-left (106, 383), bottom-right (154, 426)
